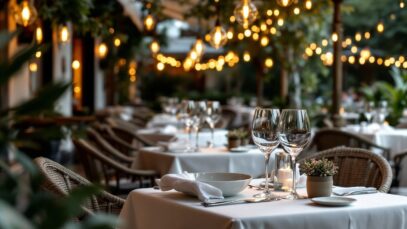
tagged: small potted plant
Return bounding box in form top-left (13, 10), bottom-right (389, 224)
top-left (226, 130), bottom-right (241, 149)
top-left (237, 128), bottom-right (250, 146)
top-left (300, 158), bottom-right (338, 198)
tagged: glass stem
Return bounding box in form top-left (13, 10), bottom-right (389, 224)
top-left (211, 127), bottom-right (214, 146)
top-left (291, 156), bottom-right (297, 195)
top-left (264, 153), bottom-right (271, 194)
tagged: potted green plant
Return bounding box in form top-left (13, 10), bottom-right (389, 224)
top-left (300, 158), bottom-right (338, 198)
top-left (237, 129), bottom-right (250, 146)
top-left (226, 130), bottom-right (241, 149)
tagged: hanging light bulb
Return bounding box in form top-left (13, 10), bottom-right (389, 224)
top-left (233, 0), bottom-right (258, 28)
top-left (377, 21), bottom-right (384, 33)
top-left (59, 25), bottom-right (70, 43)
top-left (276, 0), bottom-right (294, 7)
top-left (193, 38), bottom-right (205, 57)
top-left (243, 51), bottom-right (251, 62)
top-left (208, 19), bottom-right (227, 49)
top-left (35, 26), bottom-right (43, 44)
top-left (144, 13), bottom-right (156, 32)
top-left (401, 0), bottom-right (405, 8)
top-left (98, 43), bottom-right (108, 58)
top-left (150, 40), bottom-right (160, 55)
top-left (13, 0), bottom-right (37, 27)
top-left (305, 0), bottom-right (312, 10)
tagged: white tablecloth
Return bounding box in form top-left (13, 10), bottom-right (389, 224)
top-left (137, 147), bottom-right (273, 178)
top-left (138, 129), bottom-right (228, 148)
top-left (343, 125), bottom-right (407, 158)
top-left (119, 188), bottom-right (407, 229)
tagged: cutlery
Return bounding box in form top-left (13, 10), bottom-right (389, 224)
top-left (202, 197), bottom-right (278, 207)
top-left (333, 189), bottom-right (377, 196)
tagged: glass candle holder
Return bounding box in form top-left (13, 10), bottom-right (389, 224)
top-left (274, 151), bottom-right (293, 191)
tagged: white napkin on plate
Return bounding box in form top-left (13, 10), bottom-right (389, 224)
top-left (156, 173), bottom-right (224, 202)
top-left (333, 186), bottom-right (377, 196)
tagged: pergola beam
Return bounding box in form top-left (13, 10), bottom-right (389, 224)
top-left (332, 0), bottom-right (344, 126)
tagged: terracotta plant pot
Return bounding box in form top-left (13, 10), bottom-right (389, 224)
top-left (228, 138), bottom-right (241, 149)
top-left (306, 176), bottom-right (333, 198)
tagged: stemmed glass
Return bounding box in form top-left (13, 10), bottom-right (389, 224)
top-left (177, 100), bottom-right (196, 150)
top-left (364, 101), bottom-right (375, 124)
top-left (377, 100), bottom-right (388, 124)
top-left (205, 101), bottom-right (221, 147)
top-left (279, 109), bottom-right (311, 199)
top-left (251, 108), bottom-right (280, 200)
top-left (192, 101), bottom-right (207, 150)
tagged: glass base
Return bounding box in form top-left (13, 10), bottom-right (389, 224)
top-left (284, 191), bottom-right (304, 200)
top-left (253, 191), bottom-right (279, 200)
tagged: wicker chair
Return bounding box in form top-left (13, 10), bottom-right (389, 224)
top-left (92, 123), bottom-right (141, 156)
top-left (308, 128), bottom-right (391, 159)
top-left (34, 157), bottom-right (125, 217)
top-left (73, 138), bottom-right (158, 194)
top-left (103, 119), bottom-right (154, 147)
top-left (299, 147), bottom-right (392, 192)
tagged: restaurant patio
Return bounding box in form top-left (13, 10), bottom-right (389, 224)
top-left (1, 0), bottom-right (407, 228)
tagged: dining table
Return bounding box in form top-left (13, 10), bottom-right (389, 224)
top-left (136, 146), bottom-right (273, 178)
top-left (119, 187), bottom-right (407, 229)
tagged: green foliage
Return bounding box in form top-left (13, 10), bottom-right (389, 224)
top-left (300, 158), bottom-right (338, 177)
top-left (37, 0), bottom-right (93, 26)
top-left (360, 67), bottom-right (407, 125)
top-left (0, 31), bottom-right (117, 228)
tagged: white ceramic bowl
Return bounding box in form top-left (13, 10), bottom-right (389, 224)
top-left (195, 172), bottom-right (252, 196)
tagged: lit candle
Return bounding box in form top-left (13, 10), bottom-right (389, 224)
top-left (277, 167), bottom-right (293, 191)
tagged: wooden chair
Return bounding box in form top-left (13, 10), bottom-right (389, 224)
top-left (34, 157), bottom-right (125, 217)
top-left (299, 147), bottom-right (392, 192)
top-left (308, 128), bottom-right (391, 159)
top-left (104, 119), bottom-right (154, 147)
top-left (73, 139), bottom-right (158, 195)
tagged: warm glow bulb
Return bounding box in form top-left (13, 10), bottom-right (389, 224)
top-left (209, 23), bottom-right (228, 49)
top-left (331, 32), bottom-right (338, 42)
top-left (193, 38), bottom-right (205, 56)
top-left (305, 0), bottom-right (312, 10)
top-left (157, 62), bottom-right (165, 71)
top-left (277, 18), bottom-right (284, 26)
top-left (72, 60), bottom-right (81, 70)
top-left (265, 58), bottom-right (274, 68)
top-left (377, 22), bottom-right (384, 33)
top-left (276, 0), bottom-right (294, 7)
top-left (243, 51), bottom-right (251, 62)
top-left (293, 7), bottom-right (300, 15)
top-left (260, 36), bottom-right (269, 46)
top-left (60, 25), bottom-right (70, 43)
top-left (98, 43), bottom-right (108, 58)
top-left (14, 0), bottom-right (37, 27)
top-left (35, 26), bottom-right (43, 44)
top-left (150, 40), bottom-right (160, 55)
top-left (401, 1), bottom-right (405, 8)
top-left (114, 38), bottom-right (121, 47)
top-left (144, 14), bottom-right (156, 32)
top-left (355, 33), bottom-right (362, 42)
top-left (29, 62), bottom-right (37, 72)
top-left (233, 0), bottom-right (258, 28)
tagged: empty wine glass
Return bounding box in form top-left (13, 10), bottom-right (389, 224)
top-left (251, 108), bottom-right (280, 200)
top-left (377, 100), bottom-right (388, 124)
top-left (192, 101), bottom-right (207, 150)
top-left (364, 101), bottom-right (375, 124)
top-left (279, 109), bottom-right (311, 199)
top-left (177, 100), bottom-right (196, 149)
top-left (205, 101), bottom-right (222, 147)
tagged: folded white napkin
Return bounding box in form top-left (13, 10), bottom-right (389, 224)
top-left (156, 173), bottom-right (224, 202)
top-left (333, 186), bottom-right (377, 196)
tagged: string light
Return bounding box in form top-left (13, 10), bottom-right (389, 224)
top-left (29, 62), bottom-right (37, 72)
top-left (227, 29), bottom-right (234, 40)
top-left (277, 18), bottom-right (284, 26)
top-left (59, 25), bottom-right (70, 43)
top-left (193, 38), bottom-right (205, 57)
top-left (35, 51), bottom-right (41, 58)
top-left (72, 60), bottom-right (81, 70)
top-left (209, 19), bottom-right (228, 49)
top-left (114, 38), bottom-right (121, 47)
top-left (98, 43), bottom-right (108, 58)
top-left (400, 0), bottom-right (405, 8)
top-left (305, 0), bottom-right (312, 10)
top-left (276, 0), bottom-right (294, 7)
top-left (331, 32), bottom-right (338, 42)
top-left (243, 51), bottom-right (251, 62)
top-left (377, 21), bottom-right (384, 33)
top-left (364, 32), bottom-right (371, 39)
top-left (265, 58), bottom-right (274, 68)
top-left (260, 36), bottom-right (269, 46)
top-left (293, 7), bottom-right (300, 15)
top-left (150, 40), bottom-right (160, 55)
top-left (233, 0), bottom-right (258, 28)
top-left (13, 0), bottom-right (37, 27)
top-left (35, 26), bottom-right (43, 44)
top-left (157, 62), bottom-right (165, 71)
top-left (144, 13), bottom-right (156, 32)
top-left (355, 33), bottom-right (362, 42)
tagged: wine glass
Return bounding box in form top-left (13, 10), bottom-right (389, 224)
top-left (377, 100), bottom-right (388, 125)
top-left (251, 108), bottom-right (280, 200)
top-left (364, 101), bottom-right (375, 124)
top-left (177, 100), bottom-right (196, 150)
top-left (192, 101), bottom-right (207, 150)
top-left (279, 109), bottom-right (311, 199)
top-left (205, 101), bottom-right (222, 147)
